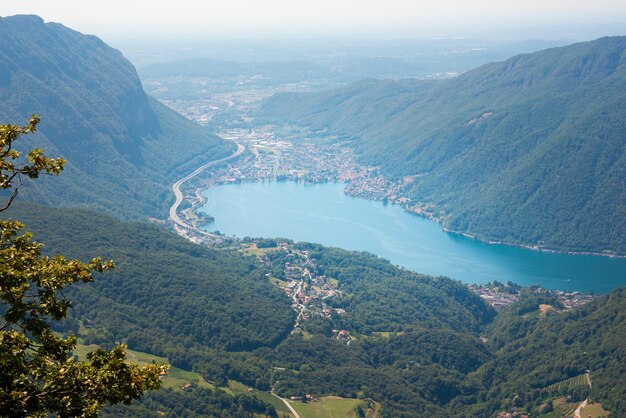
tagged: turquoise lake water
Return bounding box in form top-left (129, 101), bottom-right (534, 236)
top-left (199, 181), bottom-right (626, 293)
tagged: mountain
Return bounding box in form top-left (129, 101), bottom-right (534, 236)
top-left (257, 36), bottom-right (626, 255)
top-left (6, 202), bottom-right (625, 417)
top-left (5, 202), bottom-right (496, 416)
top-left (0, 15), bottom-right (234, 219)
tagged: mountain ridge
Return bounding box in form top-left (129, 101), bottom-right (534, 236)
top-left (0, 14), bottom-right (233, 219)
top-left (257, 36), bottom-right (626, 255)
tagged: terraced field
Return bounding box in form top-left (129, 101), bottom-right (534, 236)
top-left (546, 373), bottom-right (589, 391)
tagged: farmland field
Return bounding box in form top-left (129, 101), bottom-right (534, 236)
top-left (539, 397), bottom-right (577, 418)
top-left (255, 392), bottom-right (294, 418)
top-left (72, 344), bottom-right (214, 391)
top-left (289, 397), bottom-right (363, 418)
top-left (580, 402), bottom-right (611, 417)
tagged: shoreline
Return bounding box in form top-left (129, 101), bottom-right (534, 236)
top-left (189, 178), bottom-right (625, 260)
top-left (440, 226), bottom-right (626, 259)
top-left (404, 205), bottom-right (625, 259)
top-left (403, 207), bottom-right (626, 259)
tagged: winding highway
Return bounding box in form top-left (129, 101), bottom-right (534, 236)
top-left (169, 142), bottom-right (245, 231)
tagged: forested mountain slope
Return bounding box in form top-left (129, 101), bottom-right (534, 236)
top-left (467, 288), bottom-right (626, 416)
top-left (6, 202), bottom-right (295, 352)
top-left (258, 37), bottom-right (626, 255)
top-left (4, 203), bottom-right (625, 416)
top-left (4, 202), bottom-right (494, 416)
top-left (0, 15), bottom-right (233, 218)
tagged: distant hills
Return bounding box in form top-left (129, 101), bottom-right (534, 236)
top-left (140, 57), bottom-right (337, 83)
top-left (258, 37), bottom-right (626, 255)
top-left (0, 15), bottom-right (233, 218)
top-left (136, 38), bottom-right (566, 83)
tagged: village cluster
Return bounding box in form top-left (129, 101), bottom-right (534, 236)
top-left (203, 128), bottom-right (362, 185)
top-left (242, 242), bottom-right (352, 342)
top-left (469, 284), bottom-right (596, 311)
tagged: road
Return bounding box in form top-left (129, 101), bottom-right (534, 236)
top-left (574, 371), bottom-right (592, 418)
top-left (272, 393), bottom-right (301, 418)
top-left (574, 398), bottom-right (588, 418)
top-left (169, 142), bottom-right (245, 231)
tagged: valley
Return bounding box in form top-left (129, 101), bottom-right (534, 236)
top-left (1, 13), bottom-right (625, 418)
top-left (160, 40), bottom-right (626, 260)
top-left (165, 126), bottom-right (626, 293)
top-left (256, 37), bottom-right (626, 257)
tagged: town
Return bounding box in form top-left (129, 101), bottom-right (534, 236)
top-left (176, 126), bottom-right (439, 237)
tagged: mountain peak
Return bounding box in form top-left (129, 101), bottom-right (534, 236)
top-left (0, 14), bottom-right (45, 25)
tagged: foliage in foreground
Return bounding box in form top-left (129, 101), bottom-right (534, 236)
top-left (0, 117), bottom-right (164, 417)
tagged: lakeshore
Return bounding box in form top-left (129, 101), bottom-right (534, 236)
top-left (198, 181), bottom-right (626, 294)
top-left (165, 127), bottom-right (626, 293)
top-left (177, 126), bottom-right (624, 259)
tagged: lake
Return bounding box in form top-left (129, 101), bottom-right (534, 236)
top-left (199, 181), bottom-right (626, 293)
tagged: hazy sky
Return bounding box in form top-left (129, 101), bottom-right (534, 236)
top-left (3, 0), bottom-right (626, 39)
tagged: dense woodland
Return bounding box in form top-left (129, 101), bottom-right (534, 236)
top-left (5, 203), bottom-right (625, 417)
top-left (258, 36), bottom-right (626, 255)
top-left (7, 203), bottom-right (296, 353)
top-left (101, 388), bottom-right (277, 418)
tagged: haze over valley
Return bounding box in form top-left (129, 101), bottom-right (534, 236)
top-left (1, 2), bottom-right (625, 417)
